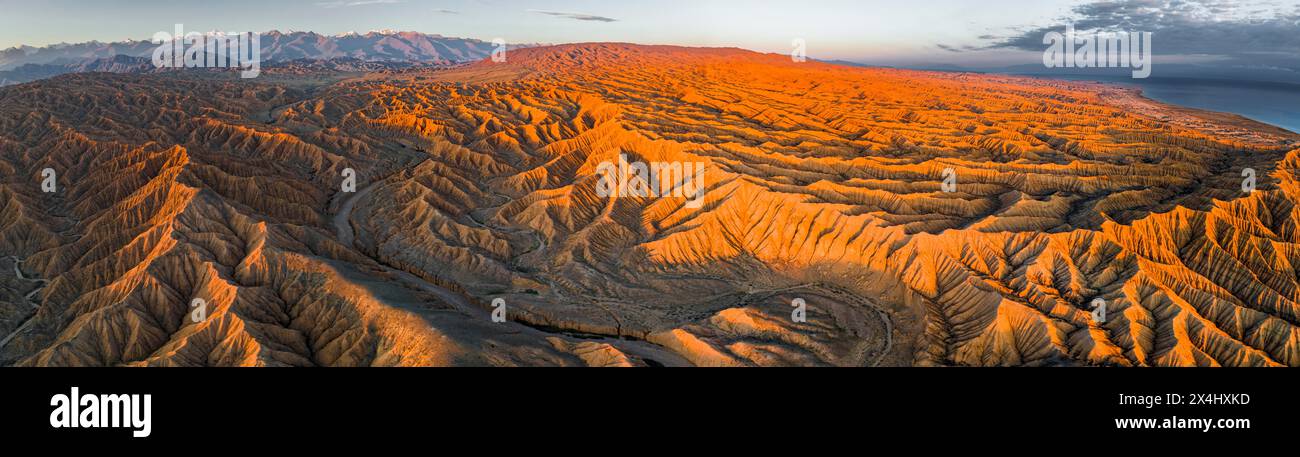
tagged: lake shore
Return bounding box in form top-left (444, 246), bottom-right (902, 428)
top-left (1102, 83), bottom-right (1298, 146)
top-left (1015, 74), bottom-right (1300, 144)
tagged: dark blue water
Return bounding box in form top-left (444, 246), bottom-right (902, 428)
top-left (1029, 76), bottom-right (1300, 134)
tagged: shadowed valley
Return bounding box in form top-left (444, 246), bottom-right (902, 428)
top-left (2, 43), bottom-right (1298, 366)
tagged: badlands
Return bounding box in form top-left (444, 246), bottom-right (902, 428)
top-left (1, 43), bottom-right (1297, 366)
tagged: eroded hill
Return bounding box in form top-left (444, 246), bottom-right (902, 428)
top-left (1, 43), bottom-right (1297, 366)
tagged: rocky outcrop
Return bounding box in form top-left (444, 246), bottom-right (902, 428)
top-left (2, 44), bottom-right (1297, 366)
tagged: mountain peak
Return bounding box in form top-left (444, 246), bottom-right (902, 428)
top-left (0, 31), bottom-right (515, 83)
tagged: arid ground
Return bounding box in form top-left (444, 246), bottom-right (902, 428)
top-left (2, 44), bottom-right (1298, 366)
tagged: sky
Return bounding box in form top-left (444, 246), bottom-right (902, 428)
top-left (1, 0), bottom-right (1297, 71)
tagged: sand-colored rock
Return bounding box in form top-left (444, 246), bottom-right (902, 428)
top-left (1, 44), bottom-right (1298, 366)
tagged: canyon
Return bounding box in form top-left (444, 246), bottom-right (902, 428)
top-left (1, 43), bottom-right (1297, 366)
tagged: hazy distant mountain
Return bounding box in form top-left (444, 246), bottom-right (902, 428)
top-left (0, 55), bottom-right (154, 86)
top-left (0, 41), bottom-right (157, 70)
top-left (0, 31), bottom-right (522, 85)
top-left (0, 55), bottom-right (430, 86)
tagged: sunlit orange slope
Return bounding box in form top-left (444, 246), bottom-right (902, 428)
top-left (1, 43), bottom-right (1297, 366)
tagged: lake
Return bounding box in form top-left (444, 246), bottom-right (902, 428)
top-left (1026, 75), bottom-right (1300, 134)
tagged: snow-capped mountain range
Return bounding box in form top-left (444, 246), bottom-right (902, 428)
top-left (0, 30), bottom-right (525, 85)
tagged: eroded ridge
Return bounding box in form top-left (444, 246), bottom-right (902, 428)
top-left (1, 44), bottom-right (1297, 366)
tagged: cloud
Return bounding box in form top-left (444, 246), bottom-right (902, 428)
top-left (980, 0), bottom-right (1300, 69)
top-left (316, 0), bottom-right (405, 8)
top-left (433, 9), bottom-right (459, 14)
top-left (527, 9), bottom-right (617, 22)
